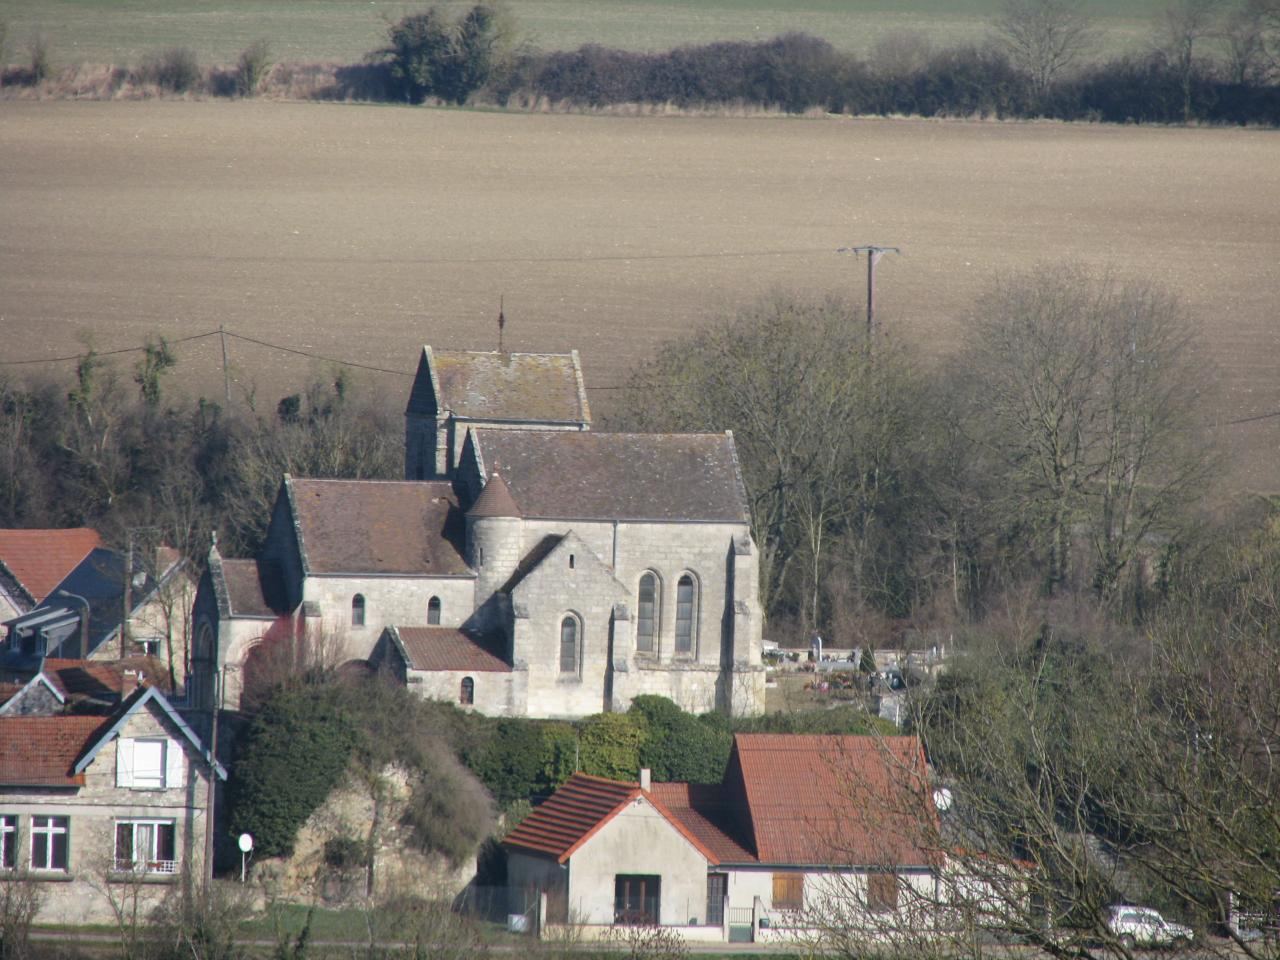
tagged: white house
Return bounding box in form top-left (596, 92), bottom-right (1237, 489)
top-left (503, 733), bottom-right (943, 944)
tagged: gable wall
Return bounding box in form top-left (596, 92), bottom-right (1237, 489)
top-left (261, 487), bottom-right (305, 612)
top-left (567, 797), bottom-right (710, 926)
top-left (0, 705), bottom-right (213, 924)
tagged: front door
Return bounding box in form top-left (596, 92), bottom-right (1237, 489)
top-left (706, 873), bottom-right (727, 926)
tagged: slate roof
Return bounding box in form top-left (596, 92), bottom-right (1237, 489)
top-left (392, 626), bottom-right (510, 673)
top-left (219, 559), bottom-right (285, 618)
top-left (0, 714), bottom-right (106, 786)
top-left (730, 734), bottom-right (938, 867)
top-left (407, 347), bottom-right (591, 424)
top-left (467, 472), bottom-right (522, 519)
top-left (287, 479), bottom-right (471, 576)
top-left (468, 431), bottom-right (751, 523)
top-left (0, 528), bottom-right (102, 604)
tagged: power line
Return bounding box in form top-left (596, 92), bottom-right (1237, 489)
top-left (0, 330), bottom-right (221, 366)
top-left (221, 331), bottom-right (415, 378)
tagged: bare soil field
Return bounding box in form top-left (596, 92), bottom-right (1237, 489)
top-left (1, 101), bottom-right (1277, 490)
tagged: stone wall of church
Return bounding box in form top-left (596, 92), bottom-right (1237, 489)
top-left (300, 575), bottom-right (477, 661)
top-left (513, 519), bottom-right (754, 671)
top-left (406, 667), bottom-right (520, 717)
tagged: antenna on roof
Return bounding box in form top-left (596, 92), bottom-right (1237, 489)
top-left (497, 295), bottom-right (506, 354)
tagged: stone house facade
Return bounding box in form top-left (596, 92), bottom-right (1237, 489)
top-left (0, 683), bottom-right (226, 924)
top-left (193, 346), bottom-right (765, 719)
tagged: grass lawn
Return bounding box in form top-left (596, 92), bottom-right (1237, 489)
top-left (0, 0), bottom-right (1170, 69)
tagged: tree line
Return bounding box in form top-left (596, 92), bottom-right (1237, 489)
top-left (376, 0), bottom-right (1280, 126)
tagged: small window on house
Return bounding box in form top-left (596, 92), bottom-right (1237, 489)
top-left (559, 617), bottom-right (579, 675)
top-left (675, 574), bottom-right (697, 655)
top-left (569, 554), bottom-right (575, 569)
top-left (0, 815), bottom-right (15, 870)
top-left (615, 874), bottom-right (660, 925)
top-left (427, 596), bottom-right (441, 625)
top-left (867, 872), bottom-right (899, 912)
top-left (31, 816), bottom-right (68, 871)
top-left (478, 546), bottom-right (485, 567)
top-left (115, 819), bottom-right (177, 875)
top-left (460, 676), bottom-right (474, 705)
top-left (137, 638), bottom-right (161, 658)
top-left (636, 573), bottom-right (658, 655)
top-left (128, 738), bottom-right (167, 790)
top-left (351, 594), bottom-right (366, 627)
top-left (773, 872), bottom-right (804, 911)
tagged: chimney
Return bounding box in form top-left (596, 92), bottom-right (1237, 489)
top-left (121, 669), bottom-right (140, 698)
top-left (639, 768), bottom-right (651, 792)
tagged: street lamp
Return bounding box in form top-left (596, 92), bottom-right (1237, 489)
top-left (55, 589), bottom-right (91, 659)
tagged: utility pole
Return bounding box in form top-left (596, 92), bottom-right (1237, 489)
top-left (203, 668), bottom-right (220, 901)
top-left (497, 296), bottom-right (506, 354)
top-left (838, 245), bottom-right (901, 344)
top-left (219, 324), bottom-right (231, 405)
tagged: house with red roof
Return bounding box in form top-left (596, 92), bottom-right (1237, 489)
top-left (192, 345), bottom-right (766, 719)
top-left (502, 733), bottom-right (944, 943)
top-left (0, 528), bottom-right (102, 621)
top-left (0, 682), bottom-right (225, 923)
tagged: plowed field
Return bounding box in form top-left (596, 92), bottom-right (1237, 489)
top-left (2, 101), bottom-right (1277, 488)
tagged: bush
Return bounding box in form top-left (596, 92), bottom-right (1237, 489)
top-left (236, 39), bottom-right (272, 97)
top-left (139, 46), bottom-right (200, 92)
top-left (227, 688), bottom-right (359, 858)
top-left (578, 712), bottom-right (646, 781)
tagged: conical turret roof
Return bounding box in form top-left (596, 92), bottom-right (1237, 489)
top-left (468, 472), bottom-right (522, 519)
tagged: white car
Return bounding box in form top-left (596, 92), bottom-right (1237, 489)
top-left (1107, 905), bottom-right (1194, 949)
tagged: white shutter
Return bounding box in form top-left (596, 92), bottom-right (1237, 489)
top-left (165, 738), bottom-right (185, 789)
top-left (116, 737), bottom-right (135, 787)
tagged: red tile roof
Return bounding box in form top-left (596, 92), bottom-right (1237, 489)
top-left (504, 773), bottom-right (638, 862)
top-left (0, 528), bottom-right (102, 604)
top-left (395, 627), bottom-right (511, 673)
top-left (41, 658), bottom-right (167, 699)
top-left (730, 734), bottom-right (939, 867)
top-left (288, 479), bottom-right (471, 576)
top-left (503, 773), bottom-right (724, 865)
top-left (0, 715), bottom-right (106, 786)
top-left (648, 782), bottom-right (756, 863)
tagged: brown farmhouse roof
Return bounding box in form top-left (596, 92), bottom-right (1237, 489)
top-left (407, 348), bottom-right (591, 424)
top-left (468, 431), bottom-right (750, 523)
top-left (288, 479), bottom-right (471, 576)
top-left (393, 627), bottom-right (510, 673)
top-left (0, 528), bottom-right (103, 604)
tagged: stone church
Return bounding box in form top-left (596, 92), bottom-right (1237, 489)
top-left (191, 346), bottom-right (765, 719)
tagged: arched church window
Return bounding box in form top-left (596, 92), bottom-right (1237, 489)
top-left (559, 616), bottom-right (580, 675)
top-left (460, 677), bottom-right (475, 705)
top-left (351, 594), bottom-right (366, 627)
top-left (428, 596), bottom-right (441, 625)
top-left (675, 575), bottom-right (696, 655)
top-left (637, 573), bottom-right (659, 655)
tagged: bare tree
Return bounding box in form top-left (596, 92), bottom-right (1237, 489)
top-left (1222, 0), bottom-right (1280, 83)
top-left (993, 0), bottom-right (1099, 103)
top-left (955, 265), bottom-right (1218, 602)
top-left (1157, 0), bottom-right (1225, 122)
